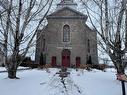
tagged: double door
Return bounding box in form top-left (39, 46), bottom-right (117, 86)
top-left (62, 55), bottom-right (70, 67)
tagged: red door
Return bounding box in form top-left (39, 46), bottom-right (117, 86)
top-left (62, 56), bottom-right (66, 67)
top-left (76, 57), bottom-right (80, 67)
top-left (62, 49), bottom-right (70, 67)
top-left (51, 56), bottom-right (56, 67)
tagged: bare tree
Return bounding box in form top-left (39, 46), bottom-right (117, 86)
top-left (0, 0), bottom-right (54, 79)
top-left (81, 0), bottom-right (127, 74)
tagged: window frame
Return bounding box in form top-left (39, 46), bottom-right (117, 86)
top-left (63, 25), bottom-right (70, 42)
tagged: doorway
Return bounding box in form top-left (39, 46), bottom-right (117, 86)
top-left (62, 49), bottom-right (70, 67)
top-left (76, 57), bottom-right (81, 67)
top-left (51, 56), bottom-right (56, 67)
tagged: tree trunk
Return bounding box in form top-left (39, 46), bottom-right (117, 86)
top-left (8, 69), bottom-right (17, 79)
top-left (116, 64), bottom-right (125, 74)
top-left (117, 68), bottom-right (125, 74)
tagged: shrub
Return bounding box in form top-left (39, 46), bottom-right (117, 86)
top-left (43, 64), bottom-right (52, 68)
top-left (79, 64), bottom-right (88, 69)
top-left (91, 64), bottom-right (108, 71)
top-left (30, 63), bottom-right (39, 68)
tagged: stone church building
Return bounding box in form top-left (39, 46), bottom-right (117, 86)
top-left (35, 0), bottom-right (98, 67)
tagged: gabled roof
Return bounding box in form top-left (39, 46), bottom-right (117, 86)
top-left (47, 7), bottom-right (87, 19)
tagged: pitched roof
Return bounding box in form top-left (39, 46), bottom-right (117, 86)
top-left (47, 7), bottom-right (87, 19)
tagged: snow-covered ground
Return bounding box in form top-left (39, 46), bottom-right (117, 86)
top-left (0, 66), bottom-right (30, 71)
top-left (0, 68), bottom-right (127, 95)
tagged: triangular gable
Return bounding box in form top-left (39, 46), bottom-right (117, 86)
top-left (47, 7), bottom-right (87, 19)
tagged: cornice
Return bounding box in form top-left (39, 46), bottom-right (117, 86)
top-left (47, 16), bottom-right (87, 19)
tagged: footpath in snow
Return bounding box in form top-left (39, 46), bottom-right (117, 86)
top-left (40, 68), bottom-right (86, 95)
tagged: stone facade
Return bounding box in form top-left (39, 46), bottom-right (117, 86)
top-left (0, 48), bottom-right (4, 66)
top-left (35, 0), bottom-right (98, 67)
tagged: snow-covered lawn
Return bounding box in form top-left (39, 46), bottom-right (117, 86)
top-left (0, 68), bottom-right (127, 95)
top-left (0, 66), bottom-right (30, 71)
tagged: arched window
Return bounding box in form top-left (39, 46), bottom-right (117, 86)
top-left (63, 25), bottom-right (70, 42)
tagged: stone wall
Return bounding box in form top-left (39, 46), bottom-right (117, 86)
top-left (35, 7), bottom-right (98, 66)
